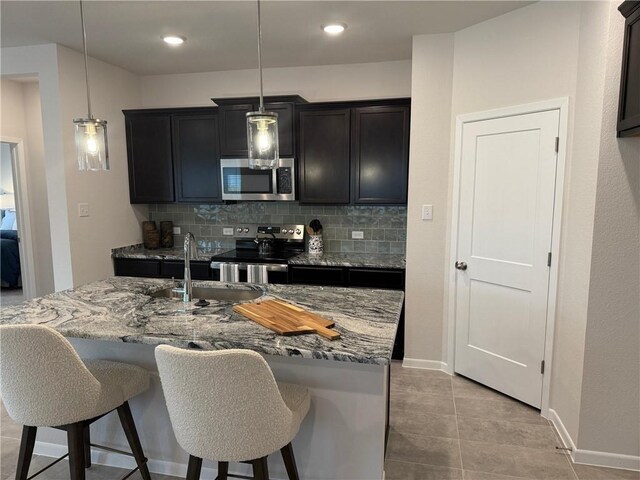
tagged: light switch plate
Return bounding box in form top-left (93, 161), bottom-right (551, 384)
top-left (223, 227), bottom-right (234, 236)
top-left (173, 226), bottom-right (181, 235)
top-left (422, 204), bottom-right (433, 220)
top-left (78, 203), bottom-right (89, 217)
top-left (352, 231), bottom-right (364, 240)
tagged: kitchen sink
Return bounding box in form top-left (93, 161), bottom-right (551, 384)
top-left (149, 286), bottom-right (264, 302)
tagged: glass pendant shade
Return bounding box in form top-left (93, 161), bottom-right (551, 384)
top-left (246, 111), bottom-right (279, 169)
top-left (74, 118), bottom-right (109, 171)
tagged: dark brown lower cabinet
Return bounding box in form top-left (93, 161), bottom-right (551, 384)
top-left (113, 258), bottom-right (213, 280)
top-left (289, 265), bottom-right (406, 359)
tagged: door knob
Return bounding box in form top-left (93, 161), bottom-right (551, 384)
top-left (455, 261), bottom-right (467, 271)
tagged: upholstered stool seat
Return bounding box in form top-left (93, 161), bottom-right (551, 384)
top-left (0, 325), bottom-right (152, 480)
top-left (155, 346), bottom-right (311, 480)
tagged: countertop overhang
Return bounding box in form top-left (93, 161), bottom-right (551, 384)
top-left (0, 277), bottom-right (404, 365)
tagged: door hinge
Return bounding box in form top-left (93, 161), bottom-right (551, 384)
top-left (547, 252), bottom-right (552, 267)
top-left (541, 360), bottom-right (545, 374)
top-left (555, 137), bottom-right (560, 153)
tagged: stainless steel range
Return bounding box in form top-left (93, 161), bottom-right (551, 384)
top-left (210, 224), bottom-right (305, 283)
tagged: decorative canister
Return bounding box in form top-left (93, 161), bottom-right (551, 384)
top-left (142, 221), bottom-right (160, 249)
top-left (308, 234), bottom-right (324, 255)
top-left (160, 221), bottom-right (174, 248)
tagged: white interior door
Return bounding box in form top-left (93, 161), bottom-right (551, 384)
top-left (454, 109), bottom-right (560, 408)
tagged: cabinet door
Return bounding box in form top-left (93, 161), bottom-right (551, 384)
top-left (172, 114), bottom-right (222, 203)
top-left (298, 109), bottom-right (351, 204)
top-left (125, 113), bottom-right (174, 203)
top-left (219, 103), bottom-right (253, 156)
top-left (113, 258), bottom-right (162, 277)
top-left (618, 4), bottom-right (640, 136)
top-left (351, 106), bottom-right (410, 204)
top-left (264, 102), bottom-right (294, 157)
top-left (289, 266), bottom-right (347, 286)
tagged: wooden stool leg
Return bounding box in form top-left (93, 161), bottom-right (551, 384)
top-left (280, 443), bottom-right (300, 480)
top-left (186, 455), bottom-right (203, 480)
top-left (251, 457), bottom-right (269, 480)
top-left (217, 461), bottom-right (229, 480)
top-left (116, 402), bottom-right (151, 480)
top-left (67, 423), bottom-right (86, 480)
top-left (15, 426), bottom-right (37, 480)
top-left (83, 424), bottom-right (91, 468)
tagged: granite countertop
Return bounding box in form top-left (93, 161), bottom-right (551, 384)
top-left (288, 253), bottom-right (406, 269)
top-left (0, 277), bottom-right (403, 365)
top-left (113, 245), bottom-right (405, 270)
top-left (112, 245), bottom-right (229, 262)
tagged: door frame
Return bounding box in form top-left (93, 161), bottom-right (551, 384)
top-left (1, 136), bottom-right (37, 300)
top-left (445, 98), bottom-right (569, 417)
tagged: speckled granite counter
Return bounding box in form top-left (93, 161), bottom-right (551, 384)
top-left (289, 252), bottom-right (405, 269)
top-left (0, 277), bottom-right (403, 365)
top-left (111, 245), bottom-right (228, 261)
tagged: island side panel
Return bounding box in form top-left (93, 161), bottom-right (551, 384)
top-left (32, 339), bottom-right (388, 480)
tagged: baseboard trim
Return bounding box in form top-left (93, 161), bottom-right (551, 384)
top-left (548, 410), bottom-right (640, 472)
top-left (33, 441), bottom-right (288, 479)
top-left (402, 357), bottom-right (450, 374)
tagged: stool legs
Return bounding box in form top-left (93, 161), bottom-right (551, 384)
top-left (15, 426), bottom-right (37, 480)
top-left (117, 402), bottom-right (151, 480)
top-left (83, 425), bottom-right (91, 468)
top-left (67, 423), bottom-right (86, 480)
top-left (217, 461), bottom-right (229, 480)
top-left (280, 443), bottom-right (300, 480)
top-left (251, 457), bottom-right (269, 480)
top-left (186, 455), bottom-right (202, 480)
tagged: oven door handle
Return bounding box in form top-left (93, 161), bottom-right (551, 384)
top-left (210, 262), bottom-right (289, 273)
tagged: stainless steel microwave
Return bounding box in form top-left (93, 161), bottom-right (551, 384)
top-left (220, 158), bottom-right (295, 201)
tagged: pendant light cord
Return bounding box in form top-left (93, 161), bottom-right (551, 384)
top-left (256, 0), bottom-right (264, 113)
top-left (79, 0), bottom-right (93, 119)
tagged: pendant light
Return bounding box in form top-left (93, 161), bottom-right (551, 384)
top-left (246, 0), bottom-right (279, 169)
top-left (73, 0), bottom-right (109, 171)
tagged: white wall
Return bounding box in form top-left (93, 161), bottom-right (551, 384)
top-left (0, 77), bottom-right (55, 296)
top-left (578, 2), bottom-right (640, 458)
top-left (2, 44), bottom-right (147, 289)
top-left (404, 34), bottom-right (454, 366)
top-left (140, 60), bottom-right (412, 107)
top-left (55, 45), bottom-right (146, 286)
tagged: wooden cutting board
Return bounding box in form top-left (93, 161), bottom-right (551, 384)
top-left (233, 299), bottom-right (341, 340)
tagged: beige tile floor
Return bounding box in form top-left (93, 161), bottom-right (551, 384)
top-left (1, 362), bottom-right (638, 480)
top-left (385, 361), bottom-right (640, 480)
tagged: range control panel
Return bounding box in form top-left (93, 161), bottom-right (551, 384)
top-left (233, 224), bottom-right (305, 241)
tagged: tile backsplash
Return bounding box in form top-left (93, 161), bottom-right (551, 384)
top-left (148, 203), bottom-right (407, 255)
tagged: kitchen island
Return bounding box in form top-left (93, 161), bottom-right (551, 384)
top-left (0, 277), bottom-right (403, 480)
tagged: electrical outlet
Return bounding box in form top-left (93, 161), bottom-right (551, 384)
top-left (78, 203), bottom-right (89, 217)
top-left (352, 231), bottom-right (364, 240)
top-left (421, 204), bottom-right (433, 221)
top-left (223, 227), bottom-right (234, 236)
top-left (173, 226), bottom-right (181, 235)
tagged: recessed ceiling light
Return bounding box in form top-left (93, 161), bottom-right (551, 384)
top-left (162, 35), bottom-right (186, 46)
top-left (322, 23), bottom-right (347, 35)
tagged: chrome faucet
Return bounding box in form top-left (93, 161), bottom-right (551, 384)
top-left (182, 232), bottom-right (196, 302)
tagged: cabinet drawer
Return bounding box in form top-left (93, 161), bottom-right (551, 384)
top-left (348, 268), bottom-right (405, 290)
top-left (290, 266), bottom-right (346, 286)
top-left (113, 258), bottom-right (161, 278)
top-left (161, 261), bottom-right (212, 280)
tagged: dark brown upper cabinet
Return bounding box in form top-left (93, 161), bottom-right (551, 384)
top-left (298, 109), bottom-right (351, 204)
top-left (618, 1), bottom-right (640, 137)
top-left (351, 106), bottom-right (410, 204)
top-left (297, 99), bottom-right (410, 205)
top-left (172, 114), bottom-right (222, 203)
top-left (212, 96), bottom-right (306, 157)
top-left (125, 112), bottom-right (174, 203)
top-left (123, 107), bottom-right (222, 204)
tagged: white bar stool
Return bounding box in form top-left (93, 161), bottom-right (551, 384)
top-left (155, 346), bottom-right (310, 480)
top-left (0, 325), bottom-right (152, 480)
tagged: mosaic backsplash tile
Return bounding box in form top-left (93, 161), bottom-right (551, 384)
top-left (148, 203), bottom-right (407, 255)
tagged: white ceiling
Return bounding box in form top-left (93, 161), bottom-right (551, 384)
top-left (1, 1), bottom-right (531, 76)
